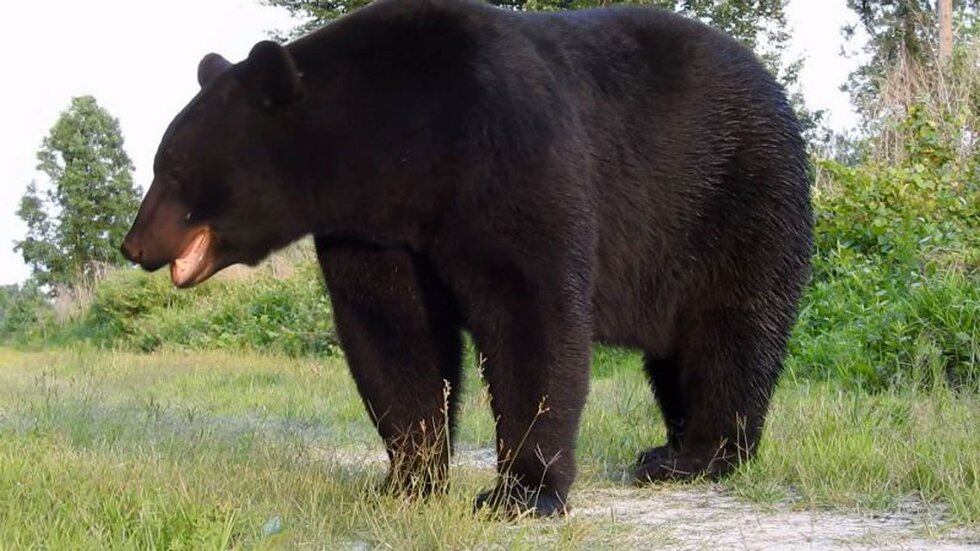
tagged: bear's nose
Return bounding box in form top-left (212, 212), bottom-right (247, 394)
top-left (121, 234), bottom-right (143, 264)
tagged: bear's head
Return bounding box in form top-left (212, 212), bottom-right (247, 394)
top-left (121, 41), bottom-right (310, 288)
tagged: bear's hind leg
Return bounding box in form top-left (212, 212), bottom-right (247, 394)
top-left (635, 309), bottom-right (782, 484)
top-left (317, 239), bottom-right (463, 496)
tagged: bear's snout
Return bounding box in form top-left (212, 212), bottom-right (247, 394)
top-left (122, 179), bottom-right (197, 272)
top-left (120, 233), bottom-right (143, 264)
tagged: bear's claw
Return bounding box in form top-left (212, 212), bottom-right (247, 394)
top-left (635, 445), bottom-right (674, 467)
top-left (633, 452), bottom-right (736, 484)
top-left (474, 487), bottom-right (568, 518)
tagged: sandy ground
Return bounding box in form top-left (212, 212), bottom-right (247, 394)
top-left (576, 487), bottom-right (977, 550)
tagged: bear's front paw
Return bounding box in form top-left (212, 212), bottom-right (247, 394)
top-left (633, 452), bottom-right (735, 484)
top-left (635, 444), bottom-right (675, 467)
top-left (473, 485), bottom-right (568, 518)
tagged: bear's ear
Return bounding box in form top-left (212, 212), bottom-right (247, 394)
top-left (197, 53), bottom-right (232, 87)
top-left (235, 40), bottom-right (304, 107)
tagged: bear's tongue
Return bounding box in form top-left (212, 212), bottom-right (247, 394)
top-left (170, 229), bottom-right (213, 288)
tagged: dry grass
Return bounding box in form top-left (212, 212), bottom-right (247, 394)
top-left (867, 35), bottom-right (979, 165)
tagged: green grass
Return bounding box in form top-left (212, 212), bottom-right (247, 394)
top-left (0, 347), bottom-right (976, 548)
top-left (731, 383), bottom-right (980, 522)
top-left (787, 253), bottom-right (980, 389)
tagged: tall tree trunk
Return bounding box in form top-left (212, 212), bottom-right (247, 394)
top-left (938, 0), bottom-right (953, 63)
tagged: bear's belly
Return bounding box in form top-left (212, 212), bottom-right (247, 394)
top-left (590, 258), bottom-right (680, 355)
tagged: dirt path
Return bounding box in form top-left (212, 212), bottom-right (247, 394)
top-left (576, 487), bottom-right (977, 550)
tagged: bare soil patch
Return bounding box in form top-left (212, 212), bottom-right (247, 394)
top-left (577, 486), bottom-right (978, 550)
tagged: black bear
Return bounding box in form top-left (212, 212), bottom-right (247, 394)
top-left (122, 0), bottom-right (812, 517)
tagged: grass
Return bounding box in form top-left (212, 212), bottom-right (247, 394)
top-left (0, 347), bottom-right (976, 548)
top-left (731, 382), bottom-right (980, 522)
top-left (786, 252), bottom-right (980, 389)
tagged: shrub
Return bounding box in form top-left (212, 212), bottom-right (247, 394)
top-left (125, 264), bottom-right (340, 357)
top-left (797, 109), bottom-right (980, 389)
top-left (85, 268), bottom-right (197, 341)
top-left (53, 261), bottom-right (341, 358)
top-left (0, 283), bottom-right (54, 340)
top-left (813, 107), bottom-right (978, 271)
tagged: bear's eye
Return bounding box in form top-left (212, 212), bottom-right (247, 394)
top-left (184, 211), bottom-right (193, 221)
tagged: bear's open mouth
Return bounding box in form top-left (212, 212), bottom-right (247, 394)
top-left (170, 227), bottom-right (216, 288)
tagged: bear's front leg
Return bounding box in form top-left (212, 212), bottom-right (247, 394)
top-left (461, 265), bottom-right (592, 517)
top-left (316, 238), bottom-right (463, 496)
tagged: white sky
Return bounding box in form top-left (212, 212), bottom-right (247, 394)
top-left (0, 0), bottom-right (867, 286)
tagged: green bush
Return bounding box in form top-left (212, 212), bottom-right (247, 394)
top-left (86, 268), bottom-right (196, 341)
top-left (815, 163), bottom-right (977, 266)
top-left (127, 265), bottom-right (340, 357)
top-left (0, 283), bottom-right (54, 340)
top-left (797, 108), bottom-right (980, 389)
top-left (61, 262), bottom-right (340, 358)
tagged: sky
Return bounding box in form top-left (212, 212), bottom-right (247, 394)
top-left (0, 0), bottom-right (867, 286)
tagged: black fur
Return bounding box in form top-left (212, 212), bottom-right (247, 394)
top-left (123, 0), bottom-right (813, 517)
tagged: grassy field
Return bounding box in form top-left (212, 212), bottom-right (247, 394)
top-left (0, 346), bottom-right (976, 549)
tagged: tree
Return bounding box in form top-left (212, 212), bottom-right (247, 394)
top-left (267, 0), bottom-right (788, 50)
top-left (0, 285), bottom-right (16, 329)
top-left (843, 0), bottom-right (979, 126)
top-left (939, 0), bottom-right (954, 61)
top-left (0, 282), bottom-right (49, 337)
top-left (264, 0), bottom-right (822, 138)
top-left (265, 0), bottom-right (372, 39)
top-left (15, 96), bottom-right (142, 288)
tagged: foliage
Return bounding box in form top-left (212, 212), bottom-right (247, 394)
top-left (789, 253), bottom-right (979, 389)
top-left (60, 262), bottom-right (342, 358)
top-left (263, 0), bottom-right (823, 138)
top-left (0, 286), bottom-right (19, 330)
top-left (0, 283), bottom-right (52, 338)
top-left (15, 96), bottom-right (142, 288)
top-left (793, 103), bottom-right (980, 389)
top-left (813, 107), bottom-right (978, 262)
top-left (843, 0), bottom-right (980, 130)
top-left (263, 0), bottom-right (371, 36)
